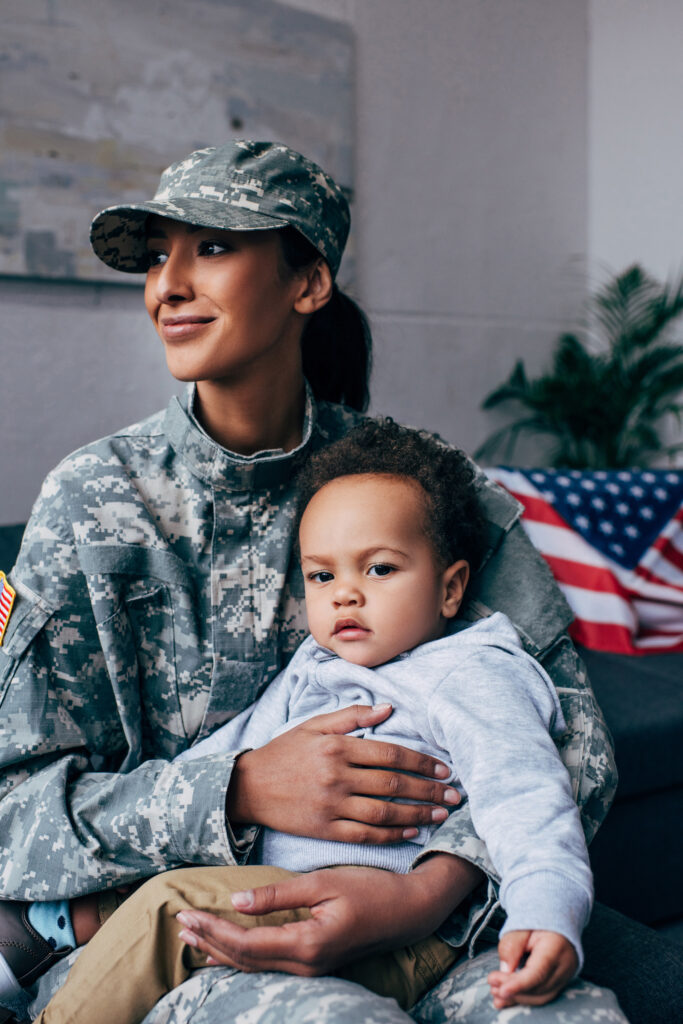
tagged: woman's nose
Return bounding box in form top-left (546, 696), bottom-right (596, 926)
top-left (154, 252), bottom-right (194, 304)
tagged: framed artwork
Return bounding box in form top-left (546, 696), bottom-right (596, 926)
top-left (0, 0), bottom-right (353, 282)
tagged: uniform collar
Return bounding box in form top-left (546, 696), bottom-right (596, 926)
top-left (164, 382), bottom-right (317, 489)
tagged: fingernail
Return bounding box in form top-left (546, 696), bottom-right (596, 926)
top-left (372, 702), bottom-right (392, 711)
top-left (431, 807), bottom-right (448, 822)
top-left (433, 764), bottom-right (449, 778)
top-left (177, 911), bottom-right (199, 928)
top-left (179, 929), bottom-right (197, 947)
top-left (231, 889), bottom-right (254, 910)
top-left (443, 788), bottom-right (460, 804)
top-left (499, 961), bottom-right (512, 973)
top-left (206, 956), bottom-right (218, 965)
top-left (402, 827), bottom-right (418, 839)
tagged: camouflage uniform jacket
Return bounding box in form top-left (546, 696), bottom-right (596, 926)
top-left (0, 386), bottom-right (616, 950)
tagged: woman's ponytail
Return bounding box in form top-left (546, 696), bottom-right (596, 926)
top-left (301, 286), bottom-right (372, 412)
top-left (279, 228), bottom-right (372, 412)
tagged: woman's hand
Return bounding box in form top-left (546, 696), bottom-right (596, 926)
top-left (177, 855), bottom-right (482, 975)
top-left (227, 704), bottom-right (460, 844)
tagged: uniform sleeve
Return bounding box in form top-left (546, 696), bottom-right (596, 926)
top-left (0, 478), bottom-right (245, 901)
top-left (426, 645), bottom-right (593, 967)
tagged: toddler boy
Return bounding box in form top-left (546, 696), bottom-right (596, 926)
top-left (34, 419), bottom-right (592, 1023)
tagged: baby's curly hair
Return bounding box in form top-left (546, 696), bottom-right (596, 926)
top-left (298, 418), bottom-right (487, 570)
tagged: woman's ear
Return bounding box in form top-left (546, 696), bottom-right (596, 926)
top-left (294, 259), bottom-right (334, 315)
top-left (441, 559), bottom-right (470, 619)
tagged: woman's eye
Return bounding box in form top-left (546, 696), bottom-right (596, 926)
top-left (145, 249), bottom-right (168, 268)
top-left (198, 240), bottom-right (230, 257)
top-left (368, 564), bottom-right (395, 578)
top-left (309, 571), bottom-right (334, 583)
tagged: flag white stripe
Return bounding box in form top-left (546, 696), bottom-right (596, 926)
top-left (637, 547), bottom-right (683, 588)
top-left (558, 583), bottom-right (638, 629)
top-left (632, 599), bottom-right (683, 628)
top-left (521, 521), bottom-right (608, 568)
top-left (485, 468), bottom-right (540, 500)
top-left (614, 564), bottom-right (683, 601)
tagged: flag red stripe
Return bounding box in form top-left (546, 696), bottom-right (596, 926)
top-left (543, 555), bottom-right (633, 600)
top-left (569, 619), bottom-right (638, 654)
top-left (514, 493), bottom-right (571, 529)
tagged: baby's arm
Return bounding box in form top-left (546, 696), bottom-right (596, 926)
top-left (429, 636), bottom-right (592, 1001)
top-left (488, 930), bottom-right (578, 1009)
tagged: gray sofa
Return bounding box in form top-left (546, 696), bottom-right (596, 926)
top-left (579, 644), bottom-right (682, 927)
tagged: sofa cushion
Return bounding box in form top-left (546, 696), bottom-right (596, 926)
top-left (579, 645), bottom-right (683, 798)
top-left (0, 525), bottom-right (24, 574)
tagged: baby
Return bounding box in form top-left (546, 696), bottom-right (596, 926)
top-left (35, 419), bottom-right (592, 1023)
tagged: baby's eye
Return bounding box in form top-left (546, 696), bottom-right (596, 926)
top-left (198, 239), bottom-right (231, 257)
top-left (309, 570), bottom-right (334, 583)
top-left (368, 564), bottom-right (395, 577)
top-left (145, 249), bottom-right (168, 268)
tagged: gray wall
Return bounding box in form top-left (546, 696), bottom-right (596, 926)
top-left (2, 0), bottom-right (591, 525)
top-left (588, 0), bottom-right (683, 283)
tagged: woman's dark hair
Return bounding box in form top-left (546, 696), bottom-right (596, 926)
top-left (297, 418), bottom-right (488, 571)
top-left (279, 226), bottom-right (372, 412)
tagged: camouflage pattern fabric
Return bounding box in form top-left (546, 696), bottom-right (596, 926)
top-left (90, 141), bottom-right (350, 278)
top-left (25, 942), bottom-right (628, 1023)
top-left (0, 385), bottom-right (618, 1020)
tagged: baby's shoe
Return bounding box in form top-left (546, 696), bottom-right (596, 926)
top-left (0, 900), bottom-right (73, 1000)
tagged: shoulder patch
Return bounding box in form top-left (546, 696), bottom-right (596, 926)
top-left (0, 572), bottom-right (16, 645)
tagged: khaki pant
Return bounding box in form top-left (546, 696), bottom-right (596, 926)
top-left (37, 866), bottom-right (459, 1024)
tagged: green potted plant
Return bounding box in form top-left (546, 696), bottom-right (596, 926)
top-left (475, 264), bottom-right (683, 468)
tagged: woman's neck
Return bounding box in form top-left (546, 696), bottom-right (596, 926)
top-left (194, 370), bottom-right (307, 456)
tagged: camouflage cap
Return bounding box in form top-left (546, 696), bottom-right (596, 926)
top-left (90, 141), bottom-right (350, 278)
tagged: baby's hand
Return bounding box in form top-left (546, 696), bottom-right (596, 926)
top-left (487, 930), bottom-right (578, 1009)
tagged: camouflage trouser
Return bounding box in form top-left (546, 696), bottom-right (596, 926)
top-left (25, 944), bottom-right (628, 1023)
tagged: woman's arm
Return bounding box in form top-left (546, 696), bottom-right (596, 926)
top-left (176, 854), bottom-right (483, 975)
top-left (0, 476), bottom-right (243, 899)
top-left (181, 642), bottom-right (460, 844)
top-left (226, 704), bottom-right (459, 844)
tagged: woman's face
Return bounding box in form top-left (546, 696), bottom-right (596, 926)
top-left (144, 216), bottom-right (306, 386)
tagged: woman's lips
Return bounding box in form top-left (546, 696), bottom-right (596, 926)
top-left (159, 316), bottom-right (216, 340)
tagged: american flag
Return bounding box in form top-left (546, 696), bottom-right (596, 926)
top-left (486, 467), bottom-right (683, 654)
top-left (0, 572), bottom-right (15, 647)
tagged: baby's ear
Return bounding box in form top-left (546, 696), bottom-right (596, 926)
top-left (441, 560), bottom-right (469, 619)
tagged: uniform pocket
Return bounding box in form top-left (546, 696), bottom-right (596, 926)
top-left (82, 544), bottom-right (201, 761)
top-left (124, 582), bottom-right (186, 759)
top-left (0, 579), bottom-right (54, 658)
top-left (0, 579), bottom-right (54, 700)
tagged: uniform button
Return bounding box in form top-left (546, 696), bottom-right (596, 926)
top-left (57, 915), bottom-right (66, 929)
top-left (48, 937), bottom-right (57, 949)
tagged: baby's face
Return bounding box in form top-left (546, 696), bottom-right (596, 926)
top-left (299, 474), bottom-right (467, 668)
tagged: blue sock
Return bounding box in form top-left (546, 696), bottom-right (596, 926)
top-left (27, 900), bottom-right (77, 950)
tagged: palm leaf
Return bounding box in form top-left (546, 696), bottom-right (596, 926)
top-left (481, 361), bottom-right (531, 409)
top-left (476, 263), bottom-right (683, 468)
